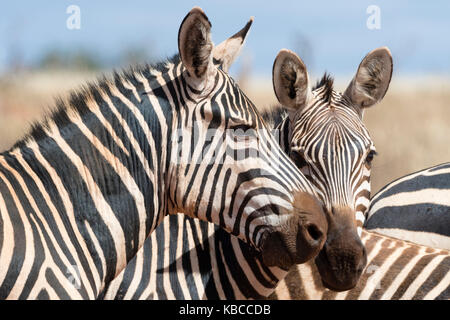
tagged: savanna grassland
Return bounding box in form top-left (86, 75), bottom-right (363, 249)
top-left (0, 71), bottom-right (449, 194)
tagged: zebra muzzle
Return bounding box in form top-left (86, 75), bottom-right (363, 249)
top-left (260, 193), bottom-right (328, 270)
top-left (315, 207), bottom-right (368, 291)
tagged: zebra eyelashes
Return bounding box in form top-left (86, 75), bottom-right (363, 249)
top-left (230, 124), bottom-right (254, 132)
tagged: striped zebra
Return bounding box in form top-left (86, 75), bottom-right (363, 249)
top-left (271, 229), bottom-right (450, 300)
top-left (271, 48), bottom-right (393, 291)
top-left (365, 162), bottom-right (450, 250)
top-left (102, 47), bottom-right (394, 299)
top-left (0, 8), bottom-right (329, 299)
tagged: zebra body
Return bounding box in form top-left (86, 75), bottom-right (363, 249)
top-left (0, 9), bottom-right (328, 299)
top-left (103, 214), bottom-right (280, 299)
top-left (365, 162), bottom-right (450, 250)
top-left (271, 230), bottom-right (450, 300)
top-left (103, 47), bottom-right (395, 299)
top-left (104, 216), bottom-right (450, 300)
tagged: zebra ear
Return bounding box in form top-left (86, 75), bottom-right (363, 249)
top-left (178, 7), bottom-right (214, 83)
top-left (344, 47), bottom-right (393, 111)
top-left (212, 17), bottom-right (253, 72)
top-left (272, 49), bottom-right (311, 111)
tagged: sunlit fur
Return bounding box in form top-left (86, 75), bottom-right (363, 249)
top-left (0, 55), bottom-right (318, 299)
top-left (102, 100), bottom-right (450, 299)
top-left (102, 76), bottom-right (380, 299)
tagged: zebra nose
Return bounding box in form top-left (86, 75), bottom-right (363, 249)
top-left (290, 192), bottom-right (328, 264)
top-left (294, 217), bottom-right (327, 264)
top-left (259, 216), bottom-right (326, 270)
top-left (259, 192), bottom-right (327, 270)
top-left (314, 210), bottom-right (368, 291)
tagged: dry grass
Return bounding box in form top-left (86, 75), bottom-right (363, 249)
top-left (364, 80), bottom-right (450, 193)
top-left (0, 71), bottom-right (98, 150)
top-left (1, 71), bottom-right (449, 194)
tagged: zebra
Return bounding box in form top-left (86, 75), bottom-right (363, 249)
top-left (270, 48), bottom-right (393, 291)
top-left (102, 46), bottom-right (394, 299)
top-left (365, 162), bottom-right (450, 250)
top-left (0, 8), bottom-right (329, 299)
top-left (268, 53), bottom-right (450, 300)
top-left (270, 229), bottom-right (450, 300)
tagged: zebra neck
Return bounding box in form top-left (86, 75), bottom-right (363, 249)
top-left (0, 68), bottom-right (180, 289)
top-left (262, 105), bottom-right (291, 154)
top-left (276, 117), bottom-right (291, 154)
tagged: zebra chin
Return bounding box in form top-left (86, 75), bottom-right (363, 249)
top-left (259, 192), bottom-right (328, 270)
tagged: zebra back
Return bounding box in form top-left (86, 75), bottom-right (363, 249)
top-left (365, 162), bottom-right (450, 250)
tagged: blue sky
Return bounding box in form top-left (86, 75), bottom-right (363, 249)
top-left (1, 1), bottom-right (449, 78)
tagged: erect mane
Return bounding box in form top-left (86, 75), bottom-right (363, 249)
top-left (11, 55), bottom-right (181, 150)
top-left (261, 104), bottom-right (288, 128)
top-left (312, 72), bottom-right (334, 103)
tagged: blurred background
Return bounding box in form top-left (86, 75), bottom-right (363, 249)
top-left (0, 0), bottom-right (449, 193)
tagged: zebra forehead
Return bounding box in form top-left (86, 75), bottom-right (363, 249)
top-left (293, 116), bottom-right (372, 157)
top-left (297, 106), bottom-right (370, 140)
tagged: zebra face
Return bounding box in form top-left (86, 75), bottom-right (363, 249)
top-left (170, 8), bottom-right (328, 270)
top-left (273, 48), bottom-right (392, 290)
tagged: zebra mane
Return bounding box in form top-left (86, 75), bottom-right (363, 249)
top-left (312, 72), bottom-right (334, 103)
top-left (261, 104), bottom-right (288, 128)
top-left (12, 55), bottom-right (181, 150)
top-left (257, 73), bottom-right (336, 129)
top-left (260, 73), bottom-right (335, 130)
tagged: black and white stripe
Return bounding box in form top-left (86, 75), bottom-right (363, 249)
top-left (103, 47), bottom-right (396, 299)
top-left (285, 80), bottom-right (374, 233)
top-left (0, 9), bottom-right (326, 299)
top-left (271, 230), bottom-right (450, 300)
top-left (365, 162), bottom-right (450, 250)
top-left (270, 48), bottom-right (392, 290)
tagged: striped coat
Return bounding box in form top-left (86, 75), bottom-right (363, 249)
top-left (272, 230), bottom-right (449, 300)
top-left (103, 47), bottom-right (403, 299)
top-left (366, 162), bottom-right (450, 250)
top-left (0, 8), bottom-right (327, 299)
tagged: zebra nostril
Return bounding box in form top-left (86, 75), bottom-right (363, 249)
top-left (307, 224), bottom-right (323, 241)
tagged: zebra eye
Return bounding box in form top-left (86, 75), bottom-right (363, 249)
top-left (231, 124), bottom-right (253, 132)
top-left (366, 150), bottom-right (377, 164)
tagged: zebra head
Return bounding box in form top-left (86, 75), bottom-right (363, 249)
top-left (170, 8), bottom-right (327, 270)
top-left (272, 48), bottom-right (393, 289)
